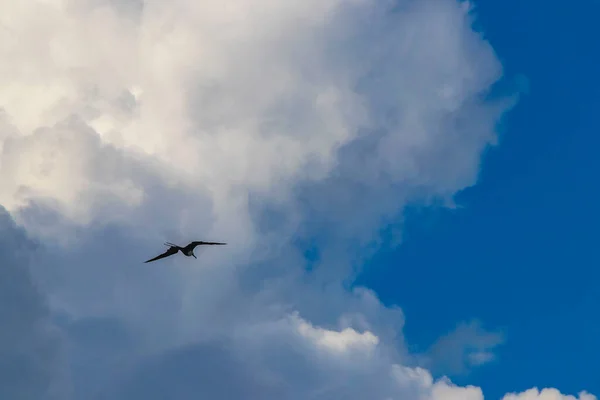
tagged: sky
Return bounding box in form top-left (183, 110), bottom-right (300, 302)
top-left (359, 0), bottom-right (600, 398)
top-left (0, 0), bottom-right (596, 399)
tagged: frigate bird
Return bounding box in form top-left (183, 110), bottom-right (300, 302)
top-left (144, 241), bottom-right (227, 263)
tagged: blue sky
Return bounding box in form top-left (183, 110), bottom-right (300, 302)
top-left (360, 0), bottom-right (600, 397)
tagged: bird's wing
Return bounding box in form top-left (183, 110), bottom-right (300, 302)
top-left (189, 241), bottom-right (227, 248)
top-left (144, 246), bottom-right (179, 263)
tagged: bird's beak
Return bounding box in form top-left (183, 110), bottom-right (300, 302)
top-left (193, 254), bottom-right (197, 259)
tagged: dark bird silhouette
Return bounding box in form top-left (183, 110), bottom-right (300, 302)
top-left (144, 241), bottom-right (227, 263)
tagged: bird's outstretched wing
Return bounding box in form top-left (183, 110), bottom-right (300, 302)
top-left (189, 241), bottom-right (227, 248)
top-left (144, 246), bottom-right (179, 263)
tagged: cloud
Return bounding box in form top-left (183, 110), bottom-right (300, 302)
top-left (422, 320), bottom-right (505, 376)
top-left (0, 0), bottom-right (592, 399)
top-left (502, 389), bottom-right (597, 400)
top-left (96, 313), bottom-right (488, 400)
top-left (0, 208), bottom-right (70, 399)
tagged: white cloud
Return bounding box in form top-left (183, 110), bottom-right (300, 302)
top-left (0, 0), bottom-right (591, 399)
top-left (293, 311), bottom-right (380, 354)
top-left (502, 389), bottom-right (597, 400)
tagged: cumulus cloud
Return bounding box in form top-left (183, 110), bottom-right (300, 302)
top-left (0, 0), bottom-right (592, 399)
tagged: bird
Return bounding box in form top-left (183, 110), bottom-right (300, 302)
top-left (144, 241), bottom-right (227, 263)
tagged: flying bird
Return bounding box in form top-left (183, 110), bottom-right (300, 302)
top-left (144, 241), bottom-right (227, 263)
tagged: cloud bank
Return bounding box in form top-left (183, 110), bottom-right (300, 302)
top-left (0, 0), bottom-right (593, 399)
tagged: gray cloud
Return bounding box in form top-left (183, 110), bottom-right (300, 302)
top-left (95, 340), bottom-right (282, 400)
top-left (0, 208), bottom-right (70, 399)
top-left (421, 320), bottom-right (505, 376)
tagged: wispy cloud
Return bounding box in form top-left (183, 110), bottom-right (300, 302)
top-left (421, 320), bottom-right (505, 376)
